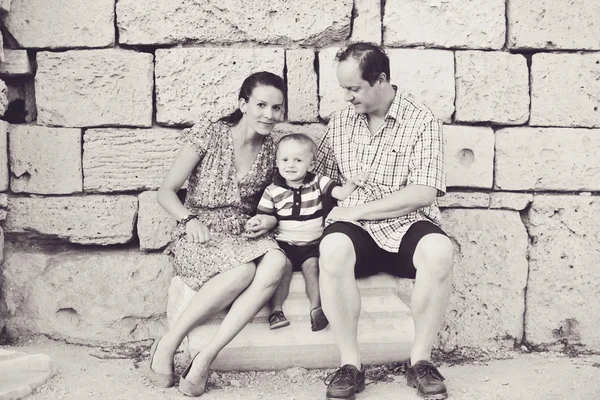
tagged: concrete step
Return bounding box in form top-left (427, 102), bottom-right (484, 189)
top-left (167, 272), bottom-right (415, 371)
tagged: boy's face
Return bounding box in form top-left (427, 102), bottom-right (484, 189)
top-left (276, 140), bottom-right (315, 184)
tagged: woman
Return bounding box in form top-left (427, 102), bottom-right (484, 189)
top-left (148, 71), bottom-right (287, 397)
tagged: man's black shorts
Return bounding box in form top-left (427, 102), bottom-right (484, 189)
top-left (277, 241), bottom-right (319, 271)
top-left (322, 221), bottom-right (448, 279)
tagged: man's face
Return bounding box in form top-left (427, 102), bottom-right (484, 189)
top-left (336, 58), bottom-right (382, 115)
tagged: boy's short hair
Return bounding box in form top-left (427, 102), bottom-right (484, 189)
top-left (276, 133), bottom-right (318, 161)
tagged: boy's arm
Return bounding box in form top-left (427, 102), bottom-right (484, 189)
top-left (330, 171), bottom-right (369, 200)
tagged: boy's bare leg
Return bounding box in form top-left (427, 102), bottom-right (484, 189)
top-left (269, 258), bottom-right (293, 312)
top-left (300, 256), bottom-right (320, 309)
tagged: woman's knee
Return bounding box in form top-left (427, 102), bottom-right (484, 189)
top-left (229, 262), bottom-right (257, 291)
top-left (256, 249), bottom-right (287, 283)
top-left (413, 234), bottom-right (454, 277)
top-left (318, 233), bottom-right (356, 276)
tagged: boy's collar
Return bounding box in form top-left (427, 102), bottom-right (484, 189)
top-left (273, 171), bottom-right (316, 189)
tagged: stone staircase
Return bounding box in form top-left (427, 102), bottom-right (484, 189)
top-left (167, 272), bottom-right (414, 371)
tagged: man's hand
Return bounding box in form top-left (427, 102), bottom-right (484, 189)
top-left (325, 206), bottom-right (361, 223)
top-left (242, 215), bottom-right (278, 238)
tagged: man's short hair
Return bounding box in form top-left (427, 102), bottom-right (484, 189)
top-left (277, 133), bottom-right (317, 161)
top-left (335, 42), bottom-right (391, 86)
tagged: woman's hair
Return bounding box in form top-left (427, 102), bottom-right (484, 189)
top-left (276, 133), bottom-right (317, 161)
top-left (335, 42), bottom-right (391, 86)
top-left (219, 71), bottom-right (286, 126)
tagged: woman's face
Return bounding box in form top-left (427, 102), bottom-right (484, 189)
top-left (240, 85), bottom-right (285, 135)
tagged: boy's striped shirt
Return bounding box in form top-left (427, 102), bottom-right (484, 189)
top-left (257, 172), bottom-right (337, 245)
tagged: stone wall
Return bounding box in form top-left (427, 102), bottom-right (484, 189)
top-left (0, 0), bottom-right (599, 351)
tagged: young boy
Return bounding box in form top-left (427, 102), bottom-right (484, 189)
top-left (247, 133), bottom-right (366, 331)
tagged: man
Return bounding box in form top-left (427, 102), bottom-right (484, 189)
top-left (315, 42), bottom-right (453, 400)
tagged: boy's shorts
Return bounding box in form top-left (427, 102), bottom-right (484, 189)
top-left (322, 220), bottom-right (448, 279)
top-left (277, 241), bottom-right (319, 271)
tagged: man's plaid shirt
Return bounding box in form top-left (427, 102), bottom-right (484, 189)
top-left (314, 89), bottom-right (446, 252)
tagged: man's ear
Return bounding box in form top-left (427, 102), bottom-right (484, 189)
top-left (377, 72), bottom-right (388, 85)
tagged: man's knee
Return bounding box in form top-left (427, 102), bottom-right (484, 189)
top-left (319, 233), bottom-right (356, 276)
top-left (413, 234), bottom-right (453, 277)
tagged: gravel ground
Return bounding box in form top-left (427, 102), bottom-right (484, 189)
top-left (4, 335), bottom-right (600, 400)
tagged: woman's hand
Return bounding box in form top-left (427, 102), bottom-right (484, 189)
top-left (243, 215), bottom-right (278, 238)
top-left (185, 219), bottom-right (211, 244)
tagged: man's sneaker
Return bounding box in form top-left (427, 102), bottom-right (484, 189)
top-left (406, 360), bottom-right (448, 399)
top-left (324, 364), bottom-right (365, 400)
top-left (268, 311), bottom-right (290, 330)
top-left (310, 306), bottom-right (329, 331)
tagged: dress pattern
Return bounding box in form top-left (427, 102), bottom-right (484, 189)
top-left (164, 120), bottom-right (279, 290)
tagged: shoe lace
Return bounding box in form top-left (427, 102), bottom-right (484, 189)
top-left (414, 363), bottom-right (445, 381)
top-left (324, 366), bottom-right (353, 386)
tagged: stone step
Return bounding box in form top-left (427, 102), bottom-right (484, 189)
top-left (188, 315), bottom-right (414, 371)
top-left (168, 272), bottom-right (415, 370)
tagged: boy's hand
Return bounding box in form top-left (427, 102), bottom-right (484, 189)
top-left (348, 170), bottom-right (369, 187)
top-left (243, 215), bottom-right (278, 238)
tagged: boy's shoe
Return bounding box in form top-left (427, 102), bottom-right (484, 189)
top-left (310, 306), bottom-right (329, 331)
top-left (324, 364), bottom-right (365, 400)
top-left (268, 310), bottom-right (290, 330)
top-left (406, 360), bottom-right (448, 399)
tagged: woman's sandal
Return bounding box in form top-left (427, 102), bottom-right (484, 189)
top-left (146, 338), bottom-right (176, 388)
top-left (179, 353), bottom-right (210, 397)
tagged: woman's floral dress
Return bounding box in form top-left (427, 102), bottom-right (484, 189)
top-left (164, 120), bottom-right (279, 290)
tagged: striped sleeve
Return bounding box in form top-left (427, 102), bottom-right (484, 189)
top-left (318, 175), bottom-right (338, 198)
top-left (256, 186), bottom-right (277, 215)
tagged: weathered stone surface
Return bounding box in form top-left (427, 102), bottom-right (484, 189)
top-left (0, 0), bottom-right (10, 13)
top-left (455, 51), bottom-right (529, 124)
top-left (287, 50), bottom-right (319, 123)
top-left (0, 80), bottom-right (7, 117)
top-left (319, 48), bottom-right (455, 122)
top-left (0, 50), bottom-right (32, 76)
top-left (0, 121), bottom-right (7, 191)
top-left (5, 78), bottom-right (36, 123)
top-left (2, 242), bottom-right (173, 344)
top-left (439, 209), bottom-right (528, 350)
top-left (508, 0), bottom-right (600, 50)
top-left (0, 350), bottom-right (57, 400)
top-left (36, 49), bottom-right (153, 128)
top-left (138, 191), bottom-right (177, 251)
top-left (384, 0), bottom-right (505, 49)
top-left (526, 195), bottom-right (600, 350)
top-left (83, 128), bottom-right (182, 193)
top-left (490, 193), bottom-right (534, 211)
top-left (3, 0), bottom-right (114, 49)
top-left (0, 194), bottom-right (7, 207)
top-left (351, 0), bottom-right (381, 44)
top-left (438, 192), bottom-right (490, 208)
top-left (5, 195), bottom-right (137, 245)
top-left (445, 125), bottom-right (494, 189)
top-left (117, 0), bottom-right (352, 46)
top-left (156, 48), bottom-right (284, 125)
top-left (9, 125), bottom-right (82, 194)
top-left (272, 123), bottom-right (327, 147)
top-left (495, 128), bottom-right (600, 191)
top-left (530, 53), bottom-right (600, 127)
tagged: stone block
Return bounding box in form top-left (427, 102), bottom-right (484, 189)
top-left (0, 121), bottom-right (7, 191)
top-left (286, 50), bottom-right (319, 123)
top-left (0, 0), bottom-right (10, 13)
top-left (508, 0), bottom-right (600, 50)
top-left (2, 242), bottom-right (173, 344)
top-left (445, 125), bottom-right (494, 189)
top-left (438, 192), bottom-right (490, 208)
top-left (0, 80), bottom-right (7, 117)
top-left (350, 0), bottom-right (382, 44)
top-left (439, 209), bottom-right (529, 350)
top-left (530, 53), bottom-right (600, 127)
top-left (455, 51), bottom-right (529, 124)
top-left (272, 123), bottom-right (327, 144)
top-left (489, 193), bottom-right (534, 211)
top-left (117, 0), bottom-right (352, 46)
top-left (0, 351), bottom-right (57, 400)
top-left (384, 0), bottom-right (505, 49)
top-left (156, 48), bottom-right (284, 125)
top-left (83, 127), bottom-right (182, 193)
top-left (5, 195), bottom-right (137, 245)
top-left (495, 127), bottom-right (600, 191)
top-left (0, 50), bottom-right (33, 76)
top-left (36, 49), bottom-right (153, 128)
top-left (526, 195), bottom-right (600, 350)
top-left (319, 48), bottom-right (455, 122)
top-left (3, 0), bottom-right (114, 48)
top-left (138, 191), bottom-right (177, 251)
top-left (9, 125), bottom-right (82, 194)
top-left (0, 194), bottom-right (7, 207)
